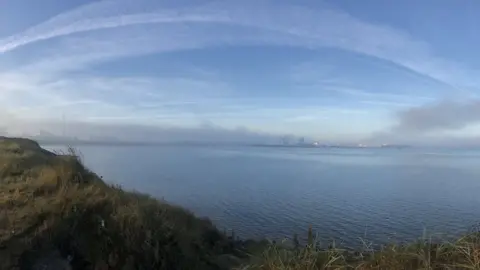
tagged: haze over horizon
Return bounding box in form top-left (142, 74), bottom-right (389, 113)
top-left (1, 0), bottom-right (480, 146)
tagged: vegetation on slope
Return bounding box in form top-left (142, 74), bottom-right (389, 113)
top-left (244, 226), bottom-right (480, 269)
top-left (1, 137), bottom-right (479, 270)
top-left (0, 137), bottom-right (250, 270)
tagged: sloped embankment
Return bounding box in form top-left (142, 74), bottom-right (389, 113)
top-left (0, 137), bottom-right (245, 270)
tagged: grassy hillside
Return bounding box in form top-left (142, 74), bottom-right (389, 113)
top-left (1, 137), bottom-right (479, 270)
top-left (0, 137), bottom-right (252, 270)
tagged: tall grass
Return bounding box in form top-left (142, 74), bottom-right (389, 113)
top-left (1, 137), bottom-right (479, 270)
top-left (242, 227), bottom-right (480, 269)
top-left (0, 140), bottom-right (241, 269)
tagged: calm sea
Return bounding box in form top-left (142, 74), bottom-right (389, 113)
top-left (44, 144), bottom-right (480, 247)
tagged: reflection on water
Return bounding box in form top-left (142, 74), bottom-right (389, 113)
top-left (44, 144), bottom-right (480, 247)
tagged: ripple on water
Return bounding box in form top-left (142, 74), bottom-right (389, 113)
top-left (44, 145), bottom-right (480, 248)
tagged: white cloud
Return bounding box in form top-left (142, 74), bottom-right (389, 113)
top-left (1, 0), bottom-right (478, 89)
top-left (1, 0), bottom-right (478, 142)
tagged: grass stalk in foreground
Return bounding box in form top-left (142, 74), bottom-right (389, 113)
top-left (1, 137), bottom-right (479, 270)
top-left (242, 226), bottom-right (480, 270)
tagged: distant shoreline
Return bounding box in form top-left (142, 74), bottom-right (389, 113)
top-left (34, 138), bottom-right (411, 149)
top-left (250, 144), bottom-right (411, 149)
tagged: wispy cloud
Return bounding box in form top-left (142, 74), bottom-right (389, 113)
top-left (2, 0), bottom-right (478, 89)
top-left (289, 60), bottom-right (438, 110)
top-left (0, 71), bottom-right (235, 123)
top-left (1, 0), bottom-right (478, 142)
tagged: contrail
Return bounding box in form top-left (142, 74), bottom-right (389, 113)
top-left (0, 9), bottom-right (230, 54)
top-left (0, 0), bottom-right (476, 92)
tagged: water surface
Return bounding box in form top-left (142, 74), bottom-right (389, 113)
top-left (44, 144), bottom-right (480, 247)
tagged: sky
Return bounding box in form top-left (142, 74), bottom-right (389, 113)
top-left (1, 0), bottom-right (480, 145)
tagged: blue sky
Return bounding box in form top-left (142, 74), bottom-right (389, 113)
top-left (1, 0), bottom-right (480, 145)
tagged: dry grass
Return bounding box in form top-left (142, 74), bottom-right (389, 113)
top-left (1, 137), bottom-right (479, 270)
top-left (0, 137), bottom-right (242, 270)
top-left (242, 227), bottom-right (480, 270)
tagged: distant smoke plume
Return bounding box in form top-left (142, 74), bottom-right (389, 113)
top-left (393, 100), bottom-right (480, 133)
